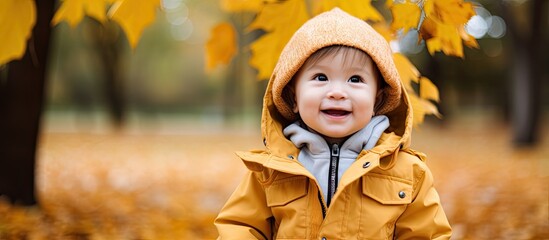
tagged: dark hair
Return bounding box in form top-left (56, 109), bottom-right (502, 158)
top-left (282, 45), bottom-right (386, 114)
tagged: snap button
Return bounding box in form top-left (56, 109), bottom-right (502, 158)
top-left (321, 237), bottom-right (327, 240)
top-left (363, 161), bottom-right (371, 168)
top-left (398, 191), bottom-right (406, 199)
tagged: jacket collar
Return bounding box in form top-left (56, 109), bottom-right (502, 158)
top-left (238, 131), bottom-right (403, 181)
top-left (283, 115), bottom-right (390, 157)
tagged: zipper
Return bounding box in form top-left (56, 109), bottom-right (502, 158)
top-left (318, 191), bottom-right (326, 218)
top-left (326, 143), bottom-right (340, 207)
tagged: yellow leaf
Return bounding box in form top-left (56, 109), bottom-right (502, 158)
top-left (459, 26), bottom-right (479, 49)
top-left (420, 0), bottom-right (475, 57)
top-left (221, 0), bottom-right (264, 13)
top-left (108, 0), bottom-right (160, 49)
top-left (246, 0), bottom-right (298, 32)
top-left (205, 22), bottom-right (238, 71)
top-left (51, 0), bottom-right (110, 27)
top-left (390, 1), bottom-right (420, 33)
top-left (372, 22), bottom-right (395, 42)
top-left (432, 0), bottom-right (474, 26)
top-left (425, 38), bottom-right (443, 56)
top-left (423, 0), bottom-right (435, 17)
top-left (420, 17), bottom-right (464, 57)
top-left (248, 0), bottom-right (309, 80)
top-left (419, 76), bottom-right (439, 102)
top-left (393, 53), bottom-right (419, 91)
top-left (0, 0), bottom-right (36, 65)
top-left (393, 53), bottom-right (441, 126)
top-left (317, 0), bottom-right (383, 22)
top-left (409, 93), bottom-right (441, 127)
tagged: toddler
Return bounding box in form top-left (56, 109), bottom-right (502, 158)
top-left (215, 8), bottom-right (452, 239)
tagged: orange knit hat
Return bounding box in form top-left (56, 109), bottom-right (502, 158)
top-left (271, 8), bottom-right (402, 121)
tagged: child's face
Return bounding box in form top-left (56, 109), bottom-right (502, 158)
top-left (292, 48), bottom-right (380, 141)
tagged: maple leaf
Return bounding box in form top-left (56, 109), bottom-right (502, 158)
top-left (0, 0), bottom-right (36, 65)
top-left (108, 0), bottom-right (160, 49)
top-left (421, 17), bottom-right (464, 57)
top-left (393, 53), bottom-right (419, 91)
top-left (248, 0), bottom-right (309, 80)
top-left (426, 0), bottom-right (474, 26)
top-left (419, 76), bottom-right (439, 102)
top-left (459, 26), bottom-right (479, 49)
top-left (409, 93), bottom-right (441, 127)
top-left (221, 0), bottom-right (265, 13)
top-left (372, 22), bottom-right (395, 42)
top-left (316, 0), bottom-right (383, 21)
top-left (51, 0), bottom-right (111, 27)
top-left (420, 0), bottom-right (476, 57)
top-left (393, 53), bottom-right (441, 125)
top-left (390, 1), bottom-right (420, 33)
top-left (205, 22), bottom-right (238, 71)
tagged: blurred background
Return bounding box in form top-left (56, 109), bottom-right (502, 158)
top-left (41, 0), bottom-right (549, 137)
top-left (0, 0), bottom-right (548, 239)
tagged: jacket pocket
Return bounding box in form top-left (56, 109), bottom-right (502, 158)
top-left (265, 176), bottom-right (309, 239)
top-left (266, 176), bottom-right (308, 207)
top-left (358, 174), bottom-right (412, 239)
top-left (362, 174), bottom-right (412, 205)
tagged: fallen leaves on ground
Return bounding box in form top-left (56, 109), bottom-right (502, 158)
top-left (0, 117), bottom-right (548, 239)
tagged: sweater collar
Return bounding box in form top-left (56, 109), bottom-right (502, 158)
top-left (283, 115), bottom-right (390, 156)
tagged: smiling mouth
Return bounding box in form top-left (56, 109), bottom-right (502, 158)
top-left (322, 110), bottom-right (351, 117)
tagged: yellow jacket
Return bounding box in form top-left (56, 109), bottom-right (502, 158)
top-left (215, 8), bottom-right (451, 240)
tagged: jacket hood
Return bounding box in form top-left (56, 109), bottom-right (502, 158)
top-left (260, 8), bottom-right (413, 158)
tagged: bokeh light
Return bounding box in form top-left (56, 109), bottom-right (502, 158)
top-left (466, 5), bottom-right (506, 40)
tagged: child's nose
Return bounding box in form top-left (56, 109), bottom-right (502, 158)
top-left (326, 82), bottom-right (348, 99)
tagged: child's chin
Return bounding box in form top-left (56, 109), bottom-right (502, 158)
top-left (320, 130), bottom-right (353, 140)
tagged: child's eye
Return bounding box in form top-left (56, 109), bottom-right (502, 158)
top-left (348, 75), bottom-right (363, 83)
top-left (313, 74), bottom-right (328, 81)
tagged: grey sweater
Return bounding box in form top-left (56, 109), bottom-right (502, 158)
top-left (283, 115), bottom-right (390, 203)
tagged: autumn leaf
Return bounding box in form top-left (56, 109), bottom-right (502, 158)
top-left (316, 0), bottom-right (383, 21)
top-left (409, 93), bottom-right (441, 127)
top-left (0, 0), bottom-right (36, 65)
top-left (459, 26), bottom-right (479, 49)
top-left (221, 0), bottom-right (265, 13)
top-left (205, 22), bottom-right (238, 71)
top-left (420, 0), bottom-right (475, 57)
top-left (248, 0), bottom-right (309, 80)
top-left (108, 0), bottom-right (160, 49)
top-left (425, 0), bottom-right (474, 26)
top-left (393, 53), bottom-right (419, 90)
top-left (51, 0), bottom-right (111, 27)
top-left (394, 53), bottom-right (441, 125)
top-left (372, 22), bottom-right (395, 42)
top-left (389, 1), bottom-right (420, 33)
top-left (419, 76), bottom-right (439, 102)
top-left (421, 17), bottom-right (464, 57)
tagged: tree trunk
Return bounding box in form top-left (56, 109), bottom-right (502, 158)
top-left (502, 0), bottom-right (547, 146)
top-left (0, 0), bottom-right (55, 205)
top-left (94, 21), bottom-right (125, 127)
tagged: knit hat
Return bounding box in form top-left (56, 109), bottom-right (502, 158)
top-left (271, 8), bottom-right (402, 121)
